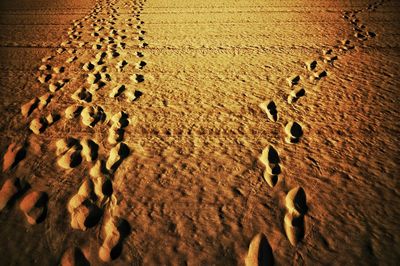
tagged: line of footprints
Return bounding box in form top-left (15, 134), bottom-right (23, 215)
top-left (1, 0), bottom-right (148, 264)
top-left (245, 0), bottom-right (385, 264)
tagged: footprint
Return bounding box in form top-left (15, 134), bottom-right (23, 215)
top-left (46, 113), bottom-right (60, 125)
top-left (287, 88), bottom-right (305, 104)
top-left (93, 174), bottom-right (113, 202)
top-left (68, 179), bottom-right (102, 231)
top-left (305, 60), bottom-right (317, 71)
top-left (108, 125), bottom-right (124, 144)
top-left (284, 212), bottom-right (305, 246)
top-left (124, 90), bottom-right (143, 102)
top-left (21, 98), bottom-right (39, 118)
top-left (2, 143), bottom-right (26, 172)
top-left (66, 56), bottom-right (77, 64)
top-left (57, 47), bottom-right (66, 54)
top-left (136, 61), bottom-right (146, 69)
top-left (92, 43), bottom-right (103, 50)
top-left (53, 66), bottom-right (65, 74)
top-left (287, 75), bottom-right (300, 87)
top-left (259, 145), bottom-right (281, 187)
top-left (116, 60), bottom-right (128, 71)
top-left (81, 105), bottom-right (106, 127)
top-left (130, 74), bottom-right (144, 83)
top-left (322, 48), bottom-right (333, 55)
top-left (283, 186), bottom-right (307, 246)
top-left (81, 138), bottom-right (99, 162)
top-left (65, 105), bottom-right (83, 120)
top-left (0, 178), bottom-right (20, 211)
top-left (367, 31), bottom-right (376, 38)
top-left (98, 216), bottom-right (130, 262)
top-left (354, 32), bottom-right (367, 40)
top-left (107, 50), bottom-right (120, 59)
top-left (19, 190), bottom-right (48, 224)
top-left (82, 62), bottom-right (95, 71)
top-left (49, 80), bottom-right (67, 93)
top-left (312, 70), bottom-right (327, 81)
top-left (285, 186), bottom-right (307, 217)
top-left (90, 160), bottom-right (108, 179)
top-left (109, 85), bottom-right (125, 98)
top-left (259, 100), bottom-right (278, 122)
top-left (323, 55), bottom-right (338, 64)
top-left (61, 247), bottom-right (90, 266)
top-left (72, 88), bottom-right (93, 103)
top-left (245, 233), bottom-right (274, 266)
top-left (29, 117), bottom-right (48, 135)
top-left (55, 137), bottom-right (80, 156)
top-left (284, 122), bottom-right (303, 144)
top-left (41, 55), bottom-right (53, 62)
top-left (38, 64), bottom-right (51, 71)
top-left (37, 93), bottom-right (53, 110)
top-left (110, 111), bottom-right (129, 128)
top-left (87, 73), bottom-right (102, 84)
top-left (106, 142), bottom-right (130, 172)
top-left (57, 145), bottom-right (82, 169)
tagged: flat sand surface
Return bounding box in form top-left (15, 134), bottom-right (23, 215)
top-left (0, 0), bottom-right (399, 265)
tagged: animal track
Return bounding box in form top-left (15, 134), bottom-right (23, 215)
top-left (245, 233), bottom-right (274, 266)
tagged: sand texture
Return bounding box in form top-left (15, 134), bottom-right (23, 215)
top-left (0, 0), bottom-right (399, 264)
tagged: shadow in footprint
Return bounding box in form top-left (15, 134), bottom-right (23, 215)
top-left (285, 122), bottom-right (303, 144)
top-left (83, 200), bottom-right (103, 228)
top-left (109, 219), bottom-right (131, 260)
top-left (245, 233), bottom-right (274, 266)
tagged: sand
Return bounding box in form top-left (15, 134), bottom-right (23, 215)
top-left (0, 0), bottom-right (399, 265)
